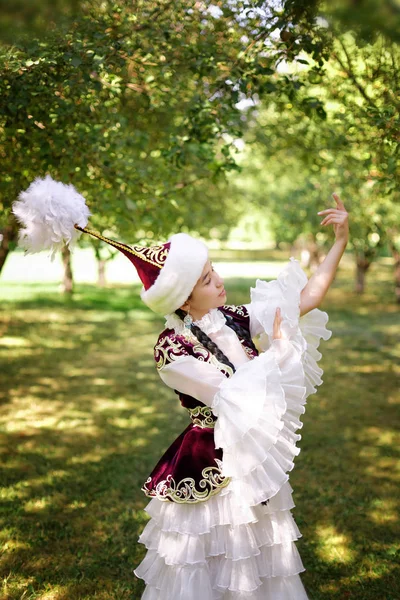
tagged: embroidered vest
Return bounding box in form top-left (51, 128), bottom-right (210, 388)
top-left (141, 305), bottom-right (259, 504)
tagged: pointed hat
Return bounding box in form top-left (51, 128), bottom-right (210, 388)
top-left (12, 175), bottom-right (208, 315)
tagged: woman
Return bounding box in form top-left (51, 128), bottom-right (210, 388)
top-left (12, 178), bottom-right (349, 599)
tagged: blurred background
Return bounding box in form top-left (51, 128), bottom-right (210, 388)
top-left (1, 1), bottom-right (399, 599)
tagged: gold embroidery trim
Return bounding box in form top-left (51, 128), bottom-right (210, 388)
top-left (186, 405), bottom-right (217, 428)
top-left (154, 336), bottom-right (185, 370)
top-left (154, 334), bottom-right (234, 378)
top-left (223, 304), bottom-right (247, 317)
top-left (141, 459), bottom-right (230, 504)
top-left (75, 225), bottom-right (166, 268)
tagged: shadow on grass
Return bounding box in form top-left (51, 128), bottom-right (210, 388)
top-left (0, 282), bottom-right (148, 314)
top-left (0, 261), bottom-right (399, 599)
top-left (1, 286), bottom-right (181, 598)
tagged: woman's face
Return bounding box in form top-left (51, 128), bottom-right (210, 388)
top-left (180, 259), bottom-right (226, 321)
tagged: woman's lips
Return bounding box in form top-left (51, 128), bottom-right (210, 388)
top-left (219, 288), bottom-right (226, 297)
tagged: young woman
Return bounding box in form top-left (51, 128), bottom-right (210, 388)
top-left (13, 178), bottom-right (349, 599)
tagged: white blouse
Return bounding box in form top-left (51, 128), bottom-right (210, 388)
top-left (159, 305), bottom-right (261, 407)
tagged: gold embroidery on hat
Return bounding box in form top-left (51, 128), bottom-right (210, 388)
top-left (143, 244), bottom-right (169, 265)
top-left (76, 226), bottom-right (166, 269)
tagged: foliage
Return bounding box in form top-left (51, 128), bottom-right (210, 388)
top-left (1, 0), bottom-right (398, 270)
top-left (319, 0), bottom-right (400, 45)
top-left (1, 0), bottom-right (359, 246)
top-left (232, 29), bottom-right (399, 266)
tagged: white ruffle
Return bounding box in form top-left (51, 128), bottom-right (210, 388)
top-left (134, 482), bottom-right (307, 597)
top-left (298, 308), bottom-right (332, 396)
top-left (164, 308), bottom-right (226, 336)
top-left (135, 539), bottom-right (305, 594)
top-left (211, 338), bottom-right (307, 507)
top-left (138, 507), bottom-right (302, 565)
top-left (141, 573), bottom-right (308, 600)
top-left (250, 257), bottom-right (308, 340)
top-left (143, 481), bottom-right (296, 535)
top-left (249, 257), bottom-right (332, 395)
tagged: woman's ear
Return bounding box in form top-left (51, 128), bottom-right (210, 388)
top-left (179, 300), bottom-right (190, 312)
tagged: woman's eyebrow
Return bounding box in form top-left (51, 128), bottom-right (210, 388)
top-left (201, 261), bottom-right (212, 283)
top-left (201, 269), bottom-right (211, 283)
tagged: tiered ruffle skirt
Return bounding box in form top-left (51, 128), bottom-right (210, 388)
top-left (134, 480), bottom-right (309, 599)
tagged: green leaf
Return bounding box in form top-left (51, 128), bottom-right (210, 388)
top-left (71, 56), bottom-right (82, 68)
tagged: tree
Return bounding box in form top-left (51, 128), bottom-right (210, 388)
top-left (3, 0), bottom-right (398, 287)
top-left (232, 23), bottom-right (399, 296)
top-left (0, 0), bottom-right (347, 275)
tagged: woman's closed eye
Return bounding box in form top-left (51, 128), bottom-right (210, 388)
top-left (205, 267), bottom-right (214, 285)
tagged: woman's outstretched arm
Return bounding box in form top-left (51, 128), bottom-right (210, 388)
top-left (299, 192), bottom-right (349, 317)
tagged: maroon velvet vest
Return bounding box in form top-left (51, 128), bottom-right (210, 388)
top-left (141, 305), bottom-right (259, 504)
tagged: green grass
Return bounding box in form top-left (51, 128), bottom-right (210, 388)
top-left (0, 255), bottom-right (399, 600)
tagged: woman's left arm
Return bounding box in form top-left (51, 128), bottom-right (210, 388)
top-left (300, 192), bottom-right (349, 317)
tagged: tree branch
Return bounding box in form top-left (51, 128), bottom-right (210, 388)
top-left (333, 38), bottom-right (378, 109)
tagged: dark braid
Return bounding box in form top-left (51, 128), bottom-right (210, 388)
top-left (175, 308), bottom-right (236, 372)
top-left (175, 307), bottom-right (268, 505)
top-left (174, 308), bottom-right (257, 374)
top-left (223, 314), bottom-right (258, 355)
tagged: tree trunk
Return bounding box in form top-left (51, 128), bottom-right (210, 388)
top-left (308, 240), bottom-right (322, 271)
top-left (387, 238), bottom-right (400, 304)
top-left (61, 245), bottom-right (74, 295)
top-left (98, 258), bottom-right (107, 287)
top-left (300, 235), bottom-right (323, 271)
top-left (0, 217), bottom-right (18, 274)
top-left (355, 254), bottom-right (372, 294)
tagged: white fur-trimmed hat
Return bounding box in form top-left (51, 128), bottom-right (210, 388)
top-left (12, 176), bottom-right (209, 316)
top-left (75, 226), bottom-right (209, 315)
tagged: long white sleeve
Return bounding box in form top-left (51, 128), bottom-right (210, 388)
top-left (157, 335), bottom-right (292, 409)
top-left (158, 356), bottom-right (227, 408)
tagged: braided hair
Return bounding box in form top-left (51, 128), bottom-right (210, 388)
top-left (174, 307), bottom-right (258, 374)
top-left (175, 305), bottom-right (269, 505)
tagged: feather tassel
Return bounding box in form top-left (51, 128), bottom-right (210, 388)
top-left (12, 175), bottom-right (91, 260)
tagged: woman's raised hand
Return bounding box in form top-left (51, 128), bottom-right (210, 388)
top-left (272, 307), bottom-right (284, 340)
top-left (318, 192), bottom-right (349, 245)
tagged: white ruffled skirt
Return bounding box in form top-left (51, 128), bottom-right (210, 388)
top-left (134, 480), bottom-right (308, 599)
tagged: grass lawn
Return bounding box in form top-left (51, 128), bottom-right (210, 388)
top-left (0, 252), bottom-right (399, 599)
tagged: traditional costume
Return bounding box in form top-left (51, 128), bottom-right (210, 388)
top-left (13, 176), bottom-right (332, 599)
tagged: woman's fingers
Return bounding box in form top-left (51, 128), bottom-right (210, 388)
top-left (320, 215), bottom-right (346, 226)
top-left (318, 192), bottom-right (348, 218)
top-left (332, 192), bottom-right (346, 209)
top-left (317, 208), bottom-right (343, 215)
top-left (273, 307), bottom-right (282, 340)
top-left (317, 193), bottom-right (349, 243)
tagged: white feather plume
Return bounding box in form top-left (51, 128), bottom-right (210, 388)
top-left (12, 175), bottom-right (91, 260)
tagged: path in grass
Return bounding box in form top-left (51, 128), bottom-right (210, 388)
top-left (1, 256), bottom-right (399, 599)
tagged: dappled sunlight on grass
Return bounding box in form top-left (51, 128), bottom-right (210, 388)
top-left (315, 524), bottom-right (355, 564)
top-left (0, 336), bottom-right (32, 347)
top-left (0, 256), bottom-right (399, 599)
top-left (368, 499), bottom-right (398, 525)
